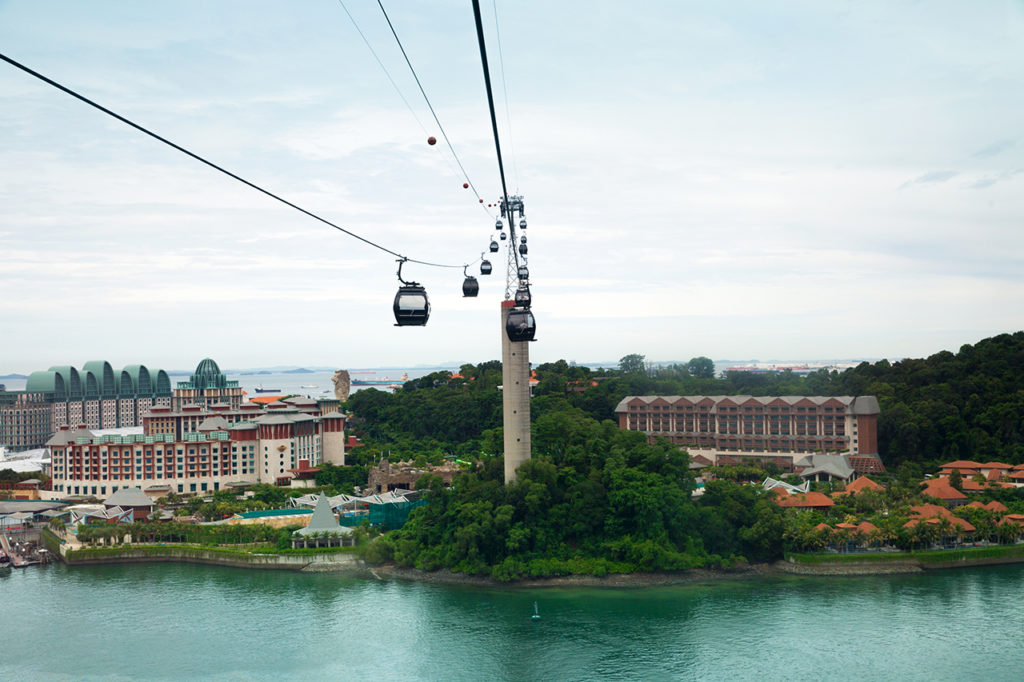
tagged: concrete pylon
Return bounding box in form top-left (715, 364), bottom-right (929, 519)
top-left (501, 300), bottom-right (531, 483)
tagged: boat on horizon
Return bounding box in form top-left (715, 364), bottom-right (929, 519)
top-left (300, 384), bottom-right (318, 389)
top-left (254, 385), bottom-right (280, 393)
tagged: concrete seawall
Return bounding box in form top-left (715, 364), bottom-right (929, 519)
top-left (775, 559), bottom-right (923, 576)
top-left (59, 545), bottom-right (368, 573)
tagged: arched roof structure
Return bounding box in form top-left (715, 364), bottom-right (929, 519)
top-left (82, 361), bottom-right (116, 397)
top-left (121, 365), bottom-right (152, 396)
top-left (83, 372), bottom-right (99, 398)
top-left (47, 366), bottom-right (82, 399)
top-left (26, 371), bottom-right (66, 398)
top-left (154, 369), bottom-right (171, 396)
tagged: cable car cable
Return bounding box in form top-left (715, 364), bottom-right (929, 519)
top-left (337, 0), bottom-right (479, 208)
top-left (491, 0), bottom-right (520, 193)
top-left (375, 0), bottom-right (491, 214)
top-left (471, 0), bottom-right (514, 258)
top-left (0, 51), bottom-right (472, 271)
top-left (337, 0), bottom-right (429, 136)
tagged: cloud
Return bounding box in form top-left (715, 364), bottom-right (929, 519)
top-left (971, 139), bottom-right (1016, 159)
top-left (968, 168), bottom-right (1024, 190)
top-left (900, 170), bottom-right (959, 189)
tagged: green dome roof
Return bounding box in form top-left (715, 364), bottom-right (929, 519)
top-left (196, 358), bottom-right (221, 379)
top-left (191, 358), bottom-right (226, 389)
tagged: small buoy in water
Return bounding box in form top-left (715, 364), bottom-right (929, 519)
top-left (531, 601), bottom-right (542, 621)
top-left (463, 182), bottom-right (469, 188)
top-left (427, 136), bottom-right (437, 145)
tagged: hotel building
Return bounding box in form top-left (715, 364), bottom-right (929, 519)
top-left (1, 362), bottom-right (174, 451)
top-left (1, 358), bottom-right (260, 452)
top-left (615, 395), bottom-right (882, 473)
top-left (48, 397), bottom-right (347, 498)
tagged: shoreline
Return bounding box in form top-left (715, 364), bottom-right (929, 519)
top-left (45, 533), bottom-right (1024, 584)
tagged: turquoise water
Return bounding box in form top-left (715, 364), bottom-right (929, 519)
top-left (3, 563), bottom-right (1024, 681)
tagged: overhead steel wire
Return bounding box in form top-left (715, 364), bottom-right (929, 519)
top-left (0, 51), bottom-right (469, 270)
top-left (491, 0), bottom-right (521, 193)
top-left (336, 0), bottom-right (430, 137)
top-left (337, 0), bottom-right (486, 220)
top-left (470, 0), bottom-right (514, 251)
top-left (374, 0), bottom-right (493, 214)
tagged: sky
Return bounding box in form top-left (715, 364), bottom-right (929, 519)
top-left (1, 0), bottom-right (1022, 374)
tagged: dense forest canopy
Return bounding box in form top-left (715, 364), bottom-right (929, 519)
top-left (338, 333), bottom-right (1024, 577)
top-left (345, 332), bottom-right (1024, 468)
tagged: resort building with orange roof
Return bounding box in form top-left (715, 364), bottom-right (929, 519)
top-left (833, 476), bottom-right (885, 497)
top-left (921, 478), bottom-right (968, 507)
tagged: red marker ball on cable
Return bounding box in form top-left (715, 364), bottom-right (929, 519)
top-left (427, 136), bottom-right (437, 145)
top-left (463, 182), bottom-right (469, 189)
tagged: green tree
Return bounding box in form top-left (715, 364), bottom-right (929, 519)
top-left (619, 354), bottom-right (646, 374)
top-left (948, 468), bottom-right (963, 492)
top-left (687, 356), bottom-right (715, 379)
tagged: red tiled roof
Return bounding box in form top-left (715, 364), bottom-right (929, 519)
top-left (939, 467), bottom-right (979, 477)
top-left (966, 501), bottom-right (987, 509)
top-left (836, 522), bottom-right (858, 530)
top-left (910, 504), bottom-right (953, 520)
top-left (922, 477), bottom-right (967, 501)
top-left (951, 517), bottom-right (976, 532)
top-left (814, 522), bottom-right (832, 532)
top-left (985, 500), bottom-right (1009, 513)
top-left (981, 462), bottom-right (1013, 469)
top-left (940, 460), bottom-right (985, 469)
top-left (856, 521), bottom-right (879, 534)
top-left (841, 476), bottom-right (885, 495)
top-left (987, 469), bottom-right (1003, 481)
top-left (903, 516), bottom-right (975, 532)
top-left (775, 491), bottom-right (835, 508)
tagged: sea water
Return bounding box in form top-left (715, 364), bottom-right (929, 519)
top-left (3, 562), bottom-right (1024, 681)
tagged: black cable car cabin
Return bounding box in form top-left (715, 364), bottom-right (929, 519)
top-left (481, 259), bottom-right (492, 275)
top-left (514, 284), bottom-right (531, 307)
top-left (505, 308), bottom-right (536, 342)
top-left (393, 284), bottom-right (430, 326)
top-left (462, 275), bottom-right (479, 297)
top-left (489, 240), bottom-right (499, 252)
top-left (517, 264), bottom-right (529, 279)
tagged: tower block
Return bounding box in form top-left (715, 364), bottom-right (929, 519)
top-left (501, 300), bottom-right (531, 483)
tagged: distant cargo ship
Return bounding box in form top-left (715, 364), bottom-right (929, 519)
top-left (351, 372), bottom-right (409, 386)
top-left (254, 385), bottom-right (280, 393)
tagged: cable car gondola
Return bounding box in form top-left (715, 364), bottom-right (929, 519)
top-left (517, 264), bottom-right (529, 280)
top-left (481, 259), bottom-right (492, 275)
top-left (393, 259), bottom-right (429, 326)
top-left (489, 240), bottom-right (499, 252)
top-left (519, 218), bottom-right (527, 229)
top-left (514, 284), bottom-right (531, 307)
top-left (505, 307), bottom-right (536, 342)
top-left (462, 266), bottom-right (478, 297)
top-left (519, 242), bottom-right (527, 255)
top-left (495, 219), bottom-right (503, 230)
top-left (500, 231), bottom-right (507, 241)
